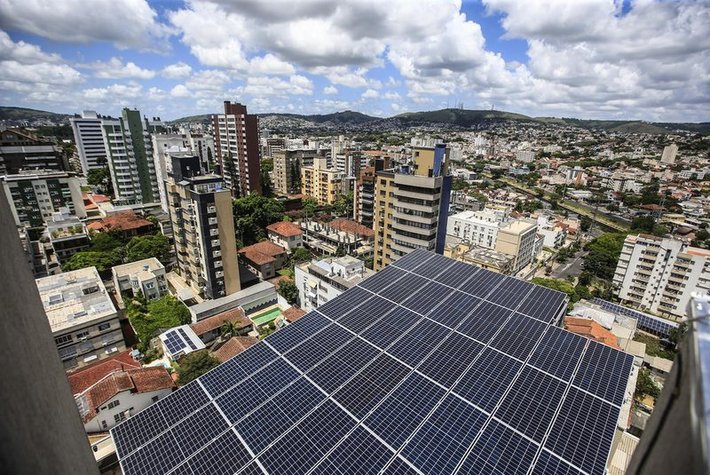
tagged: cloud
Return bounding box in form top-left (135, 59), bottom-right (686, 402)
top-left (0, 0), bottom-right (171, 51)
top-left (361, 88), bottom-right (379, 99)
top-left (248, 54), bottom-right (295, 75)
top-left (162, 62), bottom-right (193, 79)
top-left (383, 91), bottom-right (401, 100)
top-left (83, 83), bottom-right (143, 102)
top-left (323, 85), bottom-right (338, 95)
top-left (170, 84), bottom-right (191, 97)
top-left (90, 57), bottom-right (155, 79)
top-left (241, 74), bottom-right (314, 96)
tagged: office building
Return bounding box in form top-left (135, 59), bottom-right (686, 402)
top-left (373, 144), bottom-right (451, 270)
top-left (0, 128), bottom-right (66, 175)
top-left (295, 255), bottom-right (374, 312)
top-left (112, 257), bottom-right (168, 301)
top-left (661, 144), bottom-right (678, 164)
top-left (70, 111), bottom-right (109, 174)
top-left (1, 171), bottom-right (85, 228)
top-left (102, 108), bottom-right (162, 205)
top-left (301, 156), bottom-right (346, 205)
top-left (36, 267), bottom-right (124, 369)
top-left (301, 218), bottom-right (374, 256)
top-left (334, 150), bottom-right (366, 176)
top-left (166, 154), bottom-right (240, 299)
top-left (272, 149), bottom-right (318, 196)
top-left (613, 234), bottom-right (710, 318)
top-left (212, 101), bottom-right (261, 196)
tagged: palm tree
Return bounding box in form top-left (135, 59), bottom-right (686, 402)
top-left (220, 320), bottom-right (239, 338)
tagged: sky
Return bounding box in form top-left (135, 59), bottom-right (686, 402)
top-left (0, 0), bottom-right (708, 122)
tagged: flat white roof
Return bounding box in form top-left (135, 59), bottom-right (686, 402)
top-left (36, 267), bottom-right (117, 333)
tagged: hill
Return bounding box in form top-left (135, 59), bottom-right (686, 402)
top-left (0, 106), bottom-right (70, 124)
top-left (394, 108), bottom-right (533, 127)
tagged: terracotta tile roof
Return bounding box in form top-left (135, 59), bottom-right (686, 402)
top-left (283, 306), bottom-right (306, 323)
top-left (212, 336), bottom-right (260, 363)
top-left (190, 307), bottom-right (251, 336)
top-left (239, 241), bottom-right (287, 266)
top-left (329, 218), bottom-right (375, 238)
top-left (78, 366), bottom-right (175, 423)
top-left (87, 211), bottom-right (153, 233)
top-left (267, 221), bottom-right (303, 237)
top-left (564, 316), bottom-right (621, 349)
top-left (268, 275), bottom-right (292, 286)
top-left (67, 351), bottom-right (140, 394)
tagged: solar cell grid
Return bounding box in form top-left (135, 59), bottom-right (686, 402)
top-left (390, 248), bottom-right (433, 271)
top-left (453, 348), bottom-right (522, 412)
top-left (364, 372), bottom-right (446, 448)
top-left (199, 356), bottom-right (250, 398)
top-left (358, 266), bottom-right (407, 292)
top-left (278, 377), bottom-right (326, 422)
top-left (312, 426), bottom-right (395, 475)
top-left (337, 295), bottom-right (397, 333)
top-left (282, 337), bottom-right (332, 372)
top-left (121, 431), bottom-right (184, 475)
top-left (410, 252), bottom-right (456, 278)
top-left (159, 382), bottom-right (210, 426)
top-left (289, 310), bottom-right (330, 334)
top-left (456, 301), bottom-right (513, 344)
top-left (360, 307), bottom-right (422, 349)
top-left (381, 272), bottom-right (432, 303)
top-left (426, 291), bottom-right (481, 328)
top-left (489, 313), bottom-right (549, 361)
top-left (170, 403), bottom-right (228, 458)
top-left (178, 328), bottom-right (198, 350)
top-left (545, 387), bottom-right (619, 475)
top-left (436, 259), bottom-right (481, 288)
top-left (417, 332), bottom-right (484, 387)
top-left (485, 278), bottom-right (534, 309)
top-left (252, 358), bottom-right (300, 395)
top-left (215, 378), bottom-right (268, 424)
top-left (186, 429), bottom-right (252, 475)
top-left (461, 418), bottom-right (540, 475)
top-left (521, 287), bottom-right (568, 323)
top-left (494, 366), bottom-right (567, 442)
top-left (528, 326), bottom-right (587, 381)
top-left (573, 342), bottom-right (633, 406)
top-left (316, 287), bottom-right (373, 319)
top-left (112, 403), bottom-right (168, 458)
top-left (402, 281), bottom-right (452, 315)
top-left (531, 450), bottom-right (585, 475)
top-left (237, 405), bottom-right (294, 453)
top-left (457, 267), bottom-right (505, 297)
top-left (387, 318), bottom-right (451, 366)
top-left (263, 323), bottom-right (306, 353)
top-left (401, 394), bottom-right (486, 474)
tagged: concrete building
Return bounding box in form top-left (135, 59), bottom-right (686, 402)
top-left (614, 234), bottom-right (710, 318)
top-left (295, 255), bottom-right (374, 312)
top-left (166, 154), bottom-right (240, 300)
top-left (70, 111), bottom-right (109, 174)
top-left (373, 144), bottom-right (452, 270)
top-left (495, 219), bottom-right (539, 273)
top-left (516, 150), bottom-right (536, 163)
top-left (0, 128), bottom-right (66, 175)
top-left (447, 209), bottom-right (510, 249)
top-left (152, 134), bottom-right (191, 212)
top-left (301, 218), bottom-right (374, 257)
top-left (1, 171), bottom-right (85, 228)
top-left (354, 156), bottom-right (390, 227)
top-left (239, 241), bottom-right (288, 280)
top-left (661, 144), bottom-right (678, 164)
top-left (112, 257), bottom-right (168, 300)
top-left (102, 108), bottom-right (162, 205)
top-left (301, 156), bottom-right (346, 205)
top-left (272, 149), bottom-right (318, 196)
top-left (47, 211), bottom-right (90, 263)
top-left (158, 325), bottom-right (206, 361)
top-left (267, 221), bottom-right (303, 252)
top-left (212, 101), bottom-right (261, 196)
top-left (444, 238), bottom-right (515, 274)
top-left (537, 215), bottom-right (568, 248)
top-left (36, 267), bottom-right (124, 369)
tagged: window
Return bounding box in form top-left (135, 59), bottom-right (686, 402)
top-left (108, 400), bottom-right (120, 409)
top-left (101, 420), bottom-right (108, 430)
top-left (54, 334), bottom-right (73, 345)
top-left (97, 322), bottom-right (110, 331)
top-left (152, 396), bottom-right (159, 403)
top-left (76, 330), bottom-right (89, 339)
top-left (114, 413), bottom-right (126, 423)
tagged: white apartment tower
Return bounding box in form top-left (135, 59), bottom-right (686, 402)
top-left (70, 111), bottom-right (109, 174)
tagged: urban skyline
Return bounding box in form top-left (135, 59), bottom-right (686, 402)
top-left (0, 0), bottom-right (709, 122)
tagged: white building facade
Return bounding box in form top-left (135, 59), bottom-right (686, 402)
top-left (295, 256), bottom-right (374, 312)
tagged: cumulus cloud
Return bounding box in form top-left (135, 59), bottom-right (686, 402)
top-left (241, 74), bottom-right (314, 96)
top-left (90, 57), bottom-right (155, 79)
top-left (0, 0), bottom-right (171, 51)
top-left (361, 88), bottom-right (379, 99)
top-left (162, 62), bottom-right (193, 79)
top-left (170, 84), bottom-right (191, 97)
top-left (323, 85), bottom-right (338, 95)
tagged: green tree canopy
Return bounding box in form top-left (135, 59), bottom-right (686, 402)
top-left (176, 350), bottom-right (220, 385)
top-left (63, 251), bottom-right (121, 273)
top-left (127, 295), bottom-right (191, 352)
top-left (277, 279), bottom-right (299, 305)
top-left (290, 247), bottom-right (312, 265)
top-left (583, 233), bottom-right (627, 280)
top-left (635, 368), bottom-right (661, 401)
top-left (125, 233), bottom-right (171, 264)
top-left (233, 194), bottom-right (285, 246)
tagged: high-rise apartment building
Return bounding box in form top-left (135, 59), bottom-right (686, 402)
top-left (166, 154), bottom-right (240, 300)
top-left (212, 101), bottom-right (261, 197)
top-left (70, 111), bottom-right (108, 174)
top-left (272, 149), bottom-right (318, 196)
top-left (301, 156), bottom-right (346, 205)
top-left (353, 156), bottom-right (390, 227)
top-left (0, 128), bottom-right (66, 175)
top-left (614, 233), bottom-right (710, 318)
top-left (1, 171), bottom-right (86, 228)
top-left (373, 144), bottom-right (451, 270)
top-left (102, 108), bottom-right (162, 205)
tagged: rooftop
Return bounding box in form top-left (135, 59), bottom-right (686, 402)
top-left (212, 336), bottom-right (259, 363)
top-left (67, 351), bottom-right (140, 394)
top-left (266, 221), bottom-right (303, 237)
top-left (86, 211), bottom-right (153, 233)
top-left (36, 267), bottom-right (117, 333)
top-left (190, 307), bottom-right (251, 336)
top-left (328, 218), bottom-right (375, 238)
top-left (112, 257), bottom-right (164, 277)
top-left (239, 241), bottom-right (287, 266)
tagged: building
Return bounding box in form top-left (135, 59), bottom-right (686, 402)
top-left (239, 240), bottom-right (288, 280)
top-left (166, 154), bottom-right (240, 299)
top-left (36, 267), bottom-right (124, 369)
top-left (102, 108), bottom-right (162, 205)
top-left (661, 144), bottom-right (678, 164)
top-left (447, 209), bottom-right (510, 249)
top-left (212, 101), bottom-right (261, 196)
top-left (537, 215), bottom-right (568, 248)
top-left (112, 257), bottom-right (168, 301)
top-left (444, 238), bottom-right (515, 274)
top-left (272, 149), bottom-right (318, 196)
top-left (47, 211), bottom-right (90, 263)
top-left (301, 156), bottom-right (346, 206)
top-left (70, 111), bottom-right (109, 174)
top-left (613, 234), bottom-right (710, 318)
top-left (373, 144), bottom-right (451, 270)
top-left (0, 128), bottom-right (66, 175)
top-left (190, 306), bottom-right (252, 345)
top-left (86, 210), bottom-right (154, 239)
top-left (1, 171), bottom-right (85, 228)
top-left (295, 255), bottom-right (374, 312)
top-left (301, 218), bottom-right (374, 256)
top-left (152, 134), bottom-right (191, 212)
top-left (495, 219), bottom-right (539, 273)
top-left (73, 364), bottom-right (174, 433)
top-left (158, 325), bottom-right (206, 361)
top-left (353, 156), bottom-right (391, 227)
top-left (266, 221), bottom-right (303, 252)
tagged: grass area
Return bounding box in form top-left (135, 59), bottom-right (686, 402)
top-left (633, 333), bottom-right (675, 360)
top-left (278, 268), bottom-right (294, 278)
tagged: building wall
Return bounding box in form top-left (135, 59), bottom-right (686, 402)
top-left (2, 173), bottom-right (86, 227)
top-left (0, 129), bottom-right (65, 175)
top-left (70, 112), bottom-right (109, 174)
top-left (0, 190), bottom-right (99, 475)
top-left (215, 189), bottom-right (240, 295)
top-left (83, 388), bottom-right (172, 433)
top-left (495, 222), bottom-right (538, 273)
top-left (268, 231), bottom-right (303, 251)
top-left (301, 157), bottom-right (344, 205)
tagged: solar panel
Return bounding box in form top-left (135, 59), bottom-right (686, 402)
top-left (590, 297), bottom-right (678, 338)
top-left (112, 250), bottom-right (633, 475)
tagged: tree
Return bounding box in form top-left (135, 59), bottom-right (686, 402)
top-left (290, 247), bottom-right (312, 265)
top-left (233, 194), bottom-right (285, 246)
top-left (148, 295), bottom-right (191, 326)
top-left (125, 233), bottom-right (171, 264)
top-left (260, 158), bottom-right (274, 197)
top-left (302, 197), bottom-right (318, 217)
top-left (87, 168), bottom-right (109, 187)
top-left (89, 231), bottom-right (125, 252)
top-left (580, 216), bottom-right (592, 232)
top-left (668, 322), bottom-right (688, 347)
top-left (583, 233), bottom-right (627, 280)
top-left (127, 295), bottom-right (191, 352)
top-left (176, 350), bottom-right (220, 385)
top-left (277, 279), bottom-right (299, 305)
top-left (635, 368), bottom-right (661, 401)
top-left (63, 251), bottom-right (121, 273)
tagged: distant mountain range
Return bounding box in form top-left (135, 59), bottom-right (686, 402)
top-left (2, 105), bottom-right (708, 134)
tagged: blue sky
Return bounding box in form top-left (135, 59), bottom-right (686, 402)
top-left (0, 0), bottom-right (708, 122)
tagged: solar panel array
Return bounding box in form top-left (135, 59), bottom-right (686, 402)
top-left (163, 328), bottom-right (197, 356)
top-left (590, 297), bottom-right (679, 338)
top-left (112, 249), bottom-right (634, 475)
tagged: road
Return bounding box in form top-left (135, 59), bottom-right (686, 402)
top-left (550, 251), bottom-right (585, 280)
